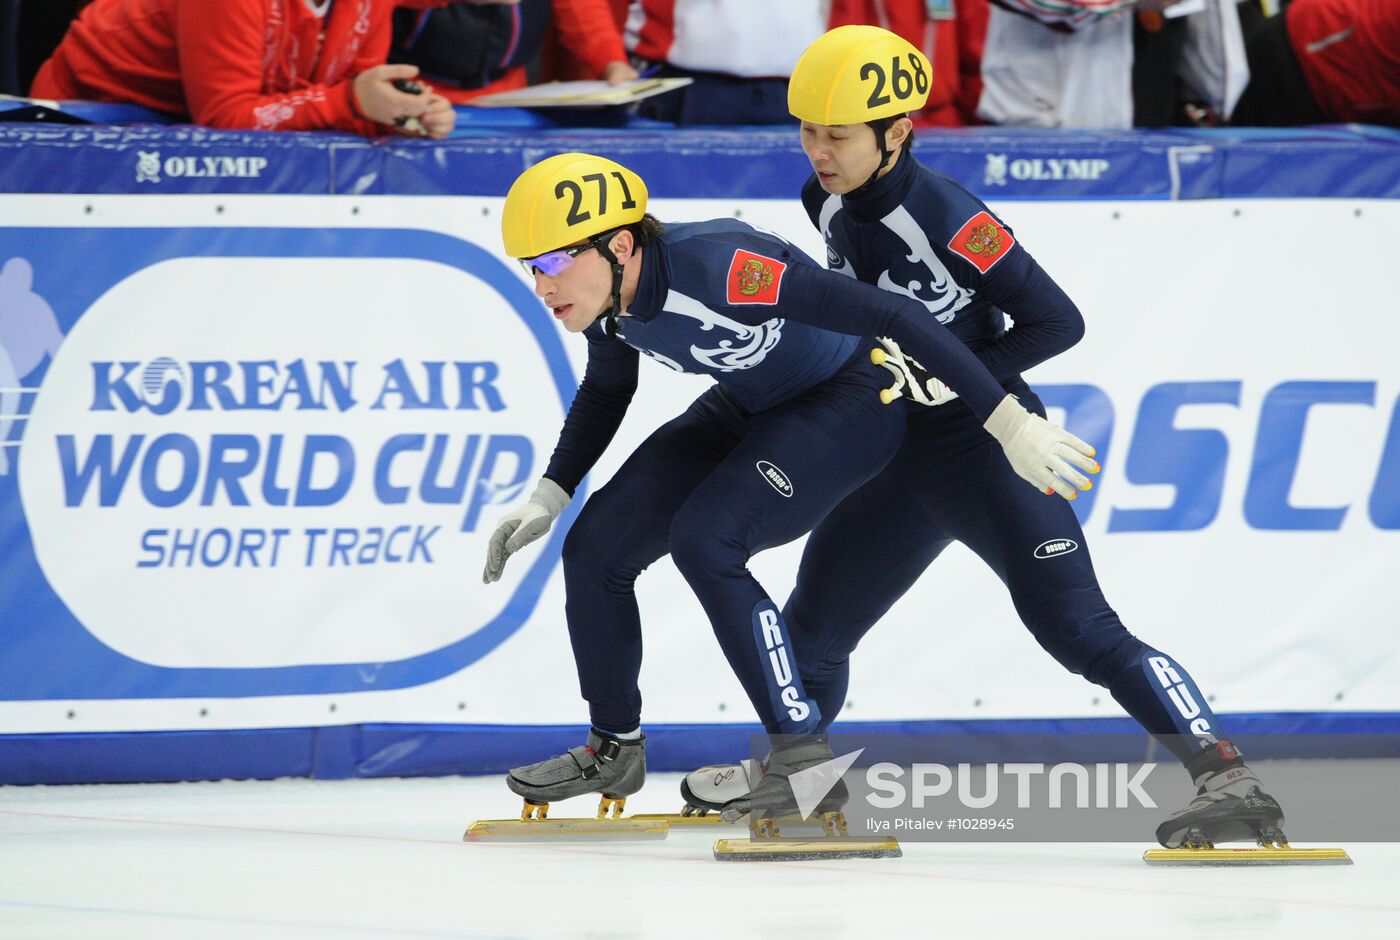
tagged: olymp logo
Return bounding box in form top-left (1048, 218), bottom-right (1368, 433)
top-left (984, 153), bottom-right (1110, 187)
top-left (136, 151), bottom-right (270, 184)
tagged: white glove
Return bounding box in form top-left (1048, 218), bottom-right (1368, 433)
top-left (870, 337), bottom-right (958, 407)
top-left (983, 394), bottom-right (1099, 501)
top-left (482, 477), bottom-right (570, 584)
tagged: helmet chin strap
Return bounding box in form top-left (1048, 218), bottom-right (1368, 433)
top-left (592, 231), bottom-right (626, 337)
top-left (850, 117), bottom-right (900, 197)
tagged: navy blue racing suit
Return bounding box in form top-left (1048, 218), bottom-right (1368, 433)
top-left (544, 219), bottom-right (1015, 736)
top-left (788, 154), bottom-right (1226, 764)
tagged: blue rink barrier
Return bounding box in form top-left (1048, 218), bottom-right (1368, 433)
top-left (3, 714), bottom-right (1400, 784)
top-left (2, 124), bottom-right (1398, 199)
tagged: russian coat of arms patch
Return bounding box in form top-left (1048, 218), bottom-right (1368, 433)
top-left (726, 249), bottom-right (786, 305)
top-left (948, 211), bottom-right (1015, 274)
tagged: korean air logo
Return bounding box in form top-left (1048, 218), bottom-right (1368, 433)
top-left (1034, 538), bottom-right (1079, 560)
top-left (140, 356), bottom-right (185, 411)
top-left (757, 460), bottom-right (792, 497)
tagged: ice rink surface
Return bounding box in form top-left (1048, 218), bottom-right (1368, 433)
top-left (1, 774), bottom-right (1397, 940)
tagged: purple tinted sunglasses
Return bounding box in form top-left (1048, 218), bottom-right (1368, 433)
top-left (519, 233), bottom-right (606, 277)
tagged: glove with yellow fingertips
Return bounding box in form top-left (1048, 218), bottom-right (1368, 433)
top-left (982, 395), bottom-right (1100, 501)
top-left (482, 477), bottom-right (570, 584)
top-left (870, 337), bottom-right (958, 407)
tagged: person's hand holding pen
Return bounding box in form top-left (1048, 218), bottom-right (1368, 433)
top-left (602, 62), bottom-right (641, 85)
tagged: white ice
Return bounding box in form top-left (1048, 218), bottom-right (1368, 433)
top-left (1, 774), bottom-right (1396, 939)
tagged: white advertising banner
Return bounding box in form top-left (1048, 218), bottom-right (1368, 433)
top-left (0, 194), bottom-right (1396, 734)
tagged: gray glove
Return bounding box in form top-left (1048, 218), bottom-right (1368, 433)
top-left (482, 477), bottom-right (570, 584)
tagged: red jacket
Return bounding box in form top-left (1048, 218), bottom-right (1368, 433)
top-left (31, 0), bottom-right (447, 134)
top-left (830, 0), bottom-right (988, 127)
top-left (1288, 0), bottom-right (1400, 125)
top-left (442, 0), bottom-right (630, 104)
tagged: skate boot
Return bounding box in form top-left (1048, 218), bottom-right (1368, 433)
top-left (1156, 745), bottom-right (1284, 848)
top-left (506, 729), bottom-right (645, 820)
top-left (719, 737), bottom-right (850, 837)
top-left (679, 759), bottom-right (759, 817)
top-left (709, 738), bottom-right (902, 860)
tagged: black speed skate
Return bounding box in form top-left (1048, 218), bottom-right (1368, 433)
top-left (1155, 763), bottom-right (1285, 848)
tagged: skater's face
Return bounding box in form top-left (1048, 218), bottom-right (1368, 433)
top-left (800, 120), bottom-right (909, 195)
top-left (527, 230), bottom-right (634, 333)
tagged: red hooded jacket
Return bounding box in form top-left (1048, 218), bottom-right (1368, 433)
top-left (1288, 0), bottom-right (1400, 125)
top-left (31, 0), bottom-right (449, 134)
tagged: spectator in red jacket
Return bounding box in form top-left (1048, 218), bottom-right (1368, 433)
top-left (30, 0), bottom-right (457, 137)
top-left (829, 0), bottom-right (989, 127)
top-left (391, 0), bottom-right (637, 105)
top-left (1233, 0), bottom-right (1399, 127)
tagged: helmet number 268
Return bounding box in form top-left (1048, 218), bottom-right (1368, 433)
top-left (860, 54), bottom-right (930, 109)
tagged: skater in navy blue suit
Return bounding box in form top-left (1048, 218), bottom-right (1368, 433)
top-left (484, 151), bottom-right (1097, 819)
top-left (683, 26), bottom-right (1288, 851)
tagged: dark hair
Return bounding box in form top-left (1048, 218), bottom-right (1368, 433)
top-left (623, 213), bottom-right (664, 249)
top-left (867, 115), bottom-right (915, 155)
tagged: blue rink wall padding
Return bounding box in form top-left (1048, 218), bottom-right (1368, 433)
top-left (3, 714), bottom-right (1399, 785)
top-left (1, 124), bottom-right (1399, 199)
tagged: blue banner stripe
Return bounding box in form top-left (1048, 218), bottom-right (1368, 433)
top-left (4, 713), bottom-right (1398, 784)
top-left (2, 126), bottom-right (1397, 199)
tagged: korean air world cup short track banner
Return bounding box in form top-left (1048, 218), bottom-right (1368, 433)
top-left (1, 222), bottom-right (579, 702)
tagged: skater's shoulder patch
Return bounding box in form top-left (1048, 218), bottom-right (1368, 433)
top-left (726, 249), bottom-right (786, 306)
top-left (947, 211), bottom-right (1015, 274)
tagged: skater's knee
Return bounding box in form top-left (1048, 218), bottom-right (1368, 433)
top-left (561, 507), bottom-right (606, 570)
top-left (668, 513), bottom-right (745, 586)
top-left (563, 502), bottom-right (641, 587)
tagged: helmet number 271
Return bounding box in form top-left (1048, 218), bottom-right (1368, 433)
top-left (554, 172), bottom-right (639, 227)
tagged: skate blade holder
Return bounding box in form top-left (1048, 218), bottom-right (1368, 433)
top-left (637, 807), bottom-right (814, 829)
top-left (713, 811), bottom-right (902, 862)
top-left (630, 810), bottom-right (734, 828)
top-left (1143, 844), bottom-right (1352, 866)
top-left (464, 797), bottom-right (668, 843)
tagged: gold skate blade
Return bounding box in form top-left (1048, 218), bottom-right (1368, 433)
top-left (713, 837), bottom-right (902, 862)
top-left (464, 818), bottom-right (668, 842)
top-left (1143, 846), bottom-right (1352, 866)
top-left (630, 812), bottom-right (735, 827)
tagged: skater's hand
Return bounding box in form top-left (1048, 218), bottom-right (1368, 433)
top-left (982, 394), bottom-right (1099, 501)
top-left (483, 478), bottom-right (570, 584)
top-left (870, 337), bottom-right (957, 407)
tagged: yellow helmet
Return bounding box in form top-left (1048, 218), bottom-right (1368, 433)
top-left (501, 152), bottom-right (648, 259)
top-left (788, 25), bottom-right (931, 126)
